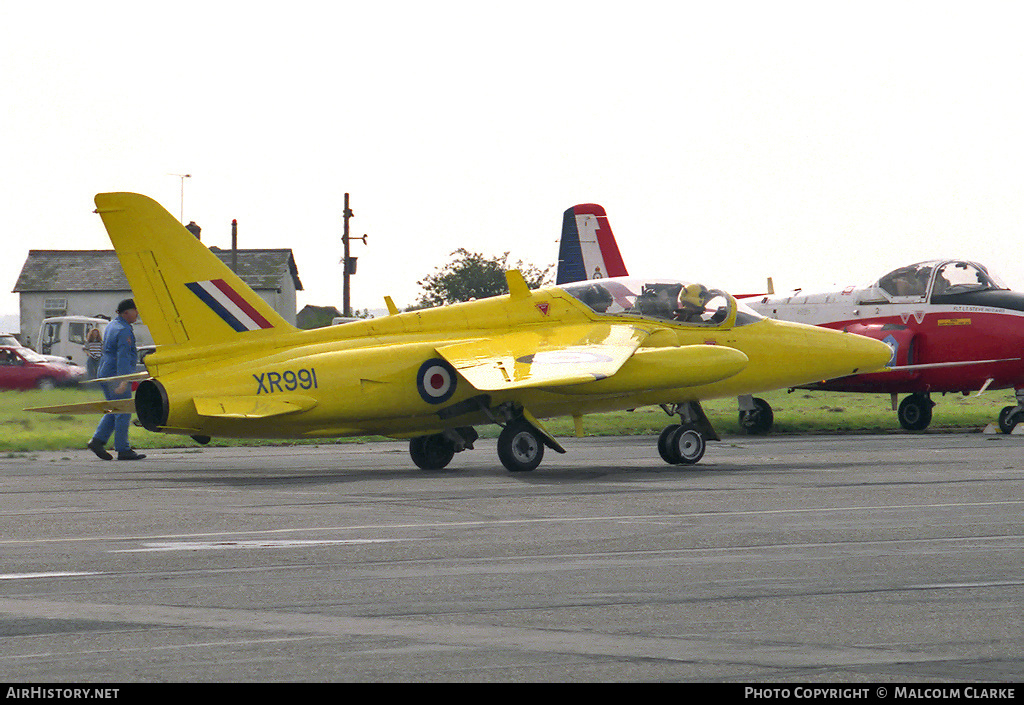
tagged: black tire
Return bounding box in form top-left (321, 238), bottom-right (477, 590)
top-left (36, 377), bottom-right (56, 391)
top-left (658, 424), bottom-right (681, 464)
top-left (738, 397), bottom-right (774, 435)
top-left (898, 394), bottom-right (933, 431)
top-left (998, 406), bottom-right (1019, 435)
top-left (409, 434), bottom-right (455, 470)
top-left (668, 425), bottom-right (706, 465)
top-left (497, 421), bottom-right (544, 472)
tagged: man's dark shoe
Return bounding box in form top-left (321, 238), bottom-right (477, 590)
top-left (87, 439), bottom-right (112, 460)
top-left (117, 449), bottom-right (147, 461)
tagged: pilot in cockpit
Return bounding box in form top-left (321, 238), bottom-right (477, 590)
top-left (673, 284), bottom-right (710, 322)
top-left (882, 267), bottom-right (928, 297)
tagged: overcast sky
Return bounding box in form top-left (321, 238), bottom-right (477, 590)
top-left (3, 1), bottom-right (1023, 326)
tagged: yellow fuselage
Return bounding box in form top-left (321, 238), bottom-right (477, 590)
top-left (140, 285), bottom-right (891, 439)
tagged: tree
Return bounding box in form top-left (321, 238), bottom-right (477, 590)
top-left (413, 248), bottom-right (553, 309)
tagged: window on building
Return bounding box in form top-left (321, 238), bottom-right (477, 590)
top-left (44, 298), bottom-right (67, 317)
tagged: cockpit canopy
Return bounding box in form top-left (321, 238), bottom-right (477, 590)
top-left (560, 277), bottom-right (763, 328)
top-left (872, 260), bottom-right (1007, 303)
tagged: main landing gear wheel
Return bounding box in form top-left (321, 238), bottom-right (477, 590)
top-left (409, 434), bottom-right (456, 470)
top-left (657, 424), bottom-right (706, 465)
top-left (738, 397), bottom-right (774, 435)
top-left (898, 393), bottom-right (933, 431)
top-left (497, 420), bottom-right (545, 472)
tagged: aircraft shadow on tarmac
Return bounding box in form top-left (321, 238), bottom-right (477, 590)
top-left (117, 452), bottom-right (762, 489)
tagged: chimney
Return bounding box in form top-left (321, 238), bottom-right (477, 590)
top-left (185, 221), bottom-right (201, 240)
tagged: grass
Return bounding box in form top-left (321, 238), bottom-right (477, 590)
top-left (1, 385), bottom-right (1012, 453)
top-left (562, 390), bottom-right (1002, 437)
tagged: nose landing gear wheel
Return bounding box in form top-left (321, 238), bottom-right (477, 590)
top-left (498, 421), bottom-right (545, 472)
top-left (898, 393), bottom-right (933, 431)
top-left (998, 406), bottom-right (1022, 434)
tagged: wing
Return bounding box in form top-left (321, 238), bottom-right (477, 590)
top-left (26, 399), bottom-right (137, 415)
top-left (437, 323), bottom-right (646, 391)
top-left (80, 372), bottom-right (151, 385)
top-left (29, 370), bottom-right (149, 414)
top-left (26, 394), bottom-right (318, 419)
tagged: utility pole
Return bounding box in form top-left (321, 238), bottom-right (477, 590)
top-left (169, 173), bottom-right (191, 222)
top-left (341, 193), bottom-right (367, 317)
top-left (231, 219), bottom-right (238, 273)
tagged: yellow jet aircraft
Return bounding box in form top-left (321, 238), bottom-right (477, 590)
top-left (31, 193), bottom-right (892, 471)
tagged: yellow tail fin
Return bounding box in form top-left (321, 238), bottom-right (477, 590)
top-left (94, 192), bottom-right (297, 347)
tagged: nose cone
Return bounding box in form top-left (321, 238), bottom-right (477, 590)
top-left (803, 324), bottom-right (894, 380)
top-left (847, 330), bottom-right (895, 373)
top-left (756, 319), bottom-right (894, 391)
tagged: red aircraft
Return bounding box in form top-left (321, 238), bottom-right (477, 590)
top-left (745, 260), bottom-right (1024, 432)
top-left (553, 208), bottom-right (1024, 433)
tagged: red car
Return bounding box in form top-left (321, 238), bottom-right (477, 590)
top-left (0, 345), bottom-right (85, 390)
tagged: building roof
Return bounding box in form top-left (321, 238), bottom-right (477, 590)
top-left (296, 304), bottom-right (344, 330)
top-left (13, 249), bottom-right (302, 293)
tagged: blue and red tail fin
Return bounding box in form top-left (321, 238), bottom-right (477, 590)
top-left (555, 204), bottom-right (628, 284)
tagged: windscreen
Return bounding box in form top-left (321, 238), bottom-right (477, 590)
top-left (560, 277), bottom-right (762, 327)
top-left (931, 261), bottom-right (1006, 296)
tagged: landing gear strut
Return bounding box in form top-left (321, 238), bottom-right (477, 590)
top-left (657, 401), bottom-right (718, 466)
top-left (484, 403), bottom-right (565, 473)
top-left (416, 399), bottom-right (565, 473)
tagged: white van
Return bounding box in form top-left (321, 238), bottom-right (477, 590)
top-left (37, 316), bottom-right (109, 366)
top-left (38, 316), bottom-right (156, 366)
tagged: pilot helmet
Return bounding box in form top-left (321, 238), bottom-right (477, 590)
top-left (678, 284), bottom-right (708, 310)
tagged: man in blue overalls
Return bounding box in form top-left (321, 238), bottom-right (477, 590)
top-left (87, 298), bottom-right (146, 461)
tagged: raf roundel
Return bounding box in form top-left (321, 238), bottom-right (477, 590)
top-left (416, 358), bottom-right (458, 404)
